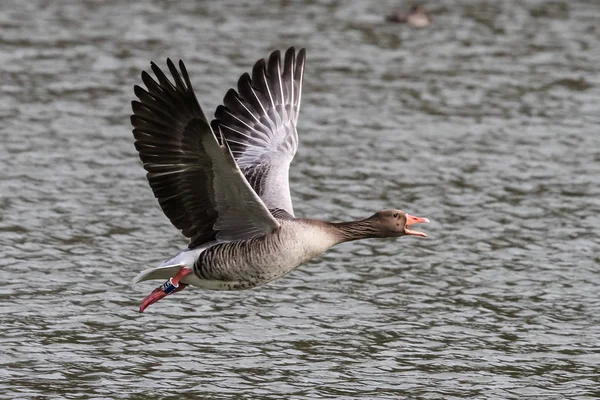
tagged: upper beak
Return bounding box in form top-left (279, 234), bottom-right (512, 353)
top-left (404, 213), bottom-right (430, 237)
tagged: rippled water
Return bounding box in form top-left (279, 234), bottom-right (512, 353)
top-left (2, 0), bottom-right (600, 398)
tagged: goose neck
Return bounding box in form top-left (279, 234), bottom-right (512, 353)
top-left (328, 219), bottom-right (381, 243)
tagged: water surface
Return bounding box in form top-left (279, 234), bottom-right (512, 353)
top-left (1, 0), bottom-right (599, 398)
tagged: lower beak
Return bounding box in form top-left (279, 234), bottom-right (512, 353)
top-left (404, 213), bottom-right (430, 237)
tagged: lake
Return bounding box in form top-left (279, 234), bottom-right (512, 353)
top-left (1, 0), bottom-right (599, 398)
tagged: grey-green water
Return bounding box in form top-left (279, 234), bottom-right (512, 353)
top-left (1, 0), bottom-right (599, 398)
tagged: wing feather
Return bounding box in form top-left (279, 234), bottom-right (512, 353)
top-left (213, 47), bottom-right (306, 217)
top-left (131, 59), bottom-right (280, 248)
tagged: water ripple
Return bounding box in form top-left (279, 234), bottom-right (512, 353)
top-left (1, 0), bottom-right (600, 399)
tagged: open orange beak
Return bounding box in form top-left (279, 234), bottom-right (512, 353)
top-left (404, 213), bottom-right (430, 237)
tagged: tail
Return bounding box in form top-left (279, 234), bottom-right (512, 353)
top-left (133, 246), bottom-right (207, 284)
top-left (132, 264), bottom-right (185, 284)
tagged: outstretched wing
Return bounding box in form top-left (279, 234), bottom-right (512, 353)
top-left (211, 47), bottom-right (306, 218)
top-left (131, 59), bottom-right (280, 248)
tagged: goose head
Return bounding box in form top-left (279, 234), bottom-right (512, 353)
top-left (369, 209), bottom-right (430, 237)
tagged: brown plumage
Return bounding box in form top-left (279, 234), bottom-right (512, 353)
top-left (131, 48), bottom-right (429, 312)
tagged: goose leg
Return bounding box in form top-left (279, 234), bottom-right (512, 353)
top-left (139, 268), bottom-right (193, 313)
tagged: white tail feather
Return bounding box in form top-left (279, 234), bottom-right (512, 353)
top-left (132, 246), bottom-right (210, 285)
top-left (132, 264), bottom-right (184, 284)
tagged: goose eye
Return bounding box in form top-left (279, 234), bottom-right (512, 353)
top-left (393, 213), bottom-right (399, 218)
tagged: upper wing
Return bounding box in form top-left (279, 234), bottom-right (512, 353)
top-left (211, 47), bottom-right (306, 218)
top-left (131, 59), bottom-right (280, 248)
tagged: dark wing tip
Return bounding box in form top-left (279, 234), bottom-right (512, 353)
top-left (166, 59), bottom-right (178, 81)
top-left (295, 48), bottom-right (306, 77)
top-left (254, 57), bottom-right (267, 71)
top-left (149, 61), bottom-right (162, 78)
top-left (268, 49), bottom-right (281, 63)
top-left (140, 70), bottom-right (153, 84)
top-left (252, 58), bottom-right (267, 83)
top-left (266, 50), bottom-right (282, 86)
top-left (222, 88), bottom-right (239, 105)
top-left (178, 60), bottom-right (193, 89)
top-left (237, 72), bottom-right (252, 87)
top-left (133, 84), bottom-right (146, 98)
top-left (297, 47), bottom-right (306, 60)
top-left (283, 47), bottom-right (295, 77)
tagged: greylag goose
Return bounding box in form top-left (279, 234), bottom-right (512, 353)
top-left (131, 47), bottom-right (429, 312)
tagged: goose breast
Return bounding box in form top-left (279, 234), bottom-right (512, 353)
top-left (184, 220), bottom-right (337, 290)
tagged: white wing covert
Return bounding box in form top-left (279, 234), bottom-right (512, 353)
top-left (211, 47), bottom-right (306, 218)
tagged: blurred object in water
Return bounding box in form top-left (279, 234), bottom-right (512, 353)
top-left (386, 5), bottom-right (432, 28)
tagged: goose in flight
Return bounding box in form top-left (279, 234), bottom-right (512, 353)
top-left (131, 47), bottom-right (429, 312)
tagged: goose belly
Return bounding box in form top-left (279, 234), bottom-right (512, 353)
top-left (189, 224), bottom-right (335, 290)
